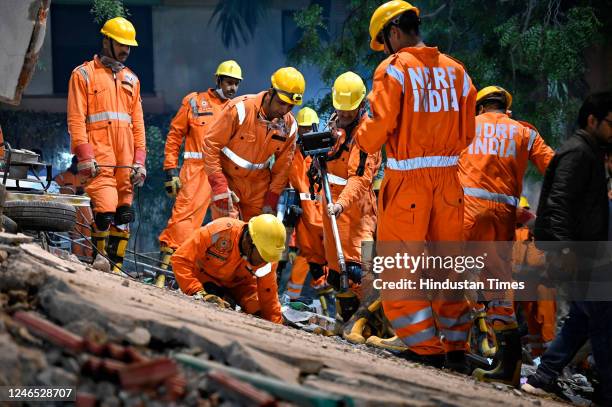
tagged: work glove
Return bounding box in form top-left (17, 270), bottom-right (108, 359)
top-left (74, 143), bottom-right (98, 179)
top-left (164, 168), bottom-right (181, 197)
top-left (209, 172), bottom-right (239, 218)
top-left (262, 191), bottom-right (280, 215)
top-left (327, 203), bottom-right (343, 217)
top-left (193, 289), bottom-right (230, 308)
top-left (131, 148), bottom-right (147, 187)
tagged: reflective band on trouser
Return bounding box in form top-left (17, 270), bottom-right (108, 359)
top-left (437, 312), bottom-right (473, 329)
top-left (386, 155), bottom-right (459, 171)
top-left (390, 307), bottom-right (433, 332)
top-left (87, 111), bottom-right (132, 124)
top-left (299, 192), bottom-right (320, 201)
top-left (286, 281), bottom-right (303, 299)
top-left (184, 152), bottom-right (203, 159)
top-left (327, 173), bottom-right (347, 186)
top-left (490, 299), bottom-right (513, 308)
top-left (463, 187), bottom-right (519, 207)
top-left (399, 326), bottom-right (437, 347)
top-left (487, 313), bottom-right (517, 324)
top-left (222, 147), bottom-right (270, 170)
top-left (441, 329), bottom-right (468, 342)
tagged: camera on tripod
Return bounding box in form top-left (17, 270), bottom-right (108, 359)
top-left (299, 131), bottom-right (336, 157)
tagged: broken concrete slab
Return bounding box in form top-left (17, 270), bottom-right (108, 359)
top-left (225, 341), bottom-right (301, 383)
top-left (21, 243), bottom-right (88, 274)
top-left (0, 240), bottom-right (567, 407)
top-left (0, 232), bottom-right (33, 244)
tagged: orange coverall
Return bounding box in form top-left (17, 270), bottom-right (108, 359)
top-left (67, 55), bottom-right (146, 214)
top-left (286, 149), bottom-right (327, 299)
top-left (54, 170), bottom-right (94, 259)
top-left (323, 115), bottom-right (380, 286)
top-left (513, 226), bottom-right (556, 357)
top-left (203, 91), bottom-right (297, 222)
top-left (354, 46), bottom-right (477, 355)
top-left (159, 89), bottom-right (228, 250)
top-left (459, 113), bottom-right (554, 327)
top-left (172, 217), bottom-right (282, 323)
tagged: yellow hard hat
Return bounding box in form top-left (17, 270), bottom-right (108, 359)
top-left (100, 17), bottom-right (138, 46)
top-left (519, 196), bottom-right (530, 209)
top-left (332, 71), bottom-right (366, 111)
top-left (476, 86), bottom-right (513, 109)
top-left (296, 107), bottom-right (319, 127)
top-left (248, 214), bottom-right (286, 263)
top-left (216, 60), bottom-right (243, 80)
top-left (369, 1), bottom-right (419, 51)
top-left (271, 67), bottom-right (306, 105)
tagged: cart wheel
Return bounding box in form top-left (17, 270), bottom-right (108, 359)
top-left (3, 200), bottom-right (76, 232)
top-left (1, 214), bottom-right (18, 234)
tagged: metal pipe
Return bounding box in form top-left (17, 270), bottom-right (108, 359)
top-left (316, 156), bottom-right (348, 292)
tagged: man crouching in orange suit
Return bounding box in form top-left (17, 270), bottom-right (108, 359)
top-left (172, 214), bottom-right (286, 324)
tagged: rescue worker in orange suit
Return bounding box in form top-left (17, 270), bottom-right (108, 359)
top-left (67, 17), bottom-right (146, 273)
top-left (353, 1), bottom-right (477, 369)
top-left (285, 107), bottom-right (328, 301)
top-left (512, 197), bottom-right (556, 359)
top-left (156, 61), bottom-right (243, 288)
top-left (172, 214), bottom-right (285, 324)
top-left (321, 72), bottom-right (381, 322)
top-left (459, 86), bottom-right (554, 384)
top-left (203, 67), bottom-right (305, 222)
top-left (54, 156), bottom-right (94, 259)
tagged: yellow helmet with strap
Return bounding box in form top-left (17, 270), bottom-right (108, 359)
top-left (296, 107), bottom-right (319, 127)
top-left (271, 67), bottom-right (306, 105)
top-left (216, 60), bottom-right (243, 80)
top-left (332, 71), bottom-right (366, 111)
top-left (248, 214), bottom-right (286, 263)
top-left (100, 17), bottom-right (138, 46)
top-left (477, 86), bottom-right (513, 109)
top-left (369, 1), bottom-right (419, 51)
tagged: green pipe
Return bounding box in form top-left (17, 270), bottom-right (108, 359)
top-left (174, 353), bottom-right (354, 407)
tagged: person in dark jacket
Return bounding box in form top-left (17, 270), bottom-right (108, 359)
top-left (523, 91), bottom-right (612, 405)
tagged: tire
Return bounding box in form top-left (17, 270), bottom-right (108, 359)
top-left (3, 200), bottom-right (76, 232)
top-left (1, 215), bottom-right (18, 234)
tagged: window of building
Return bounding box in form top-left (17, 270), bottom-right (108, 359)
top-left (51, 4), bottom-right (154, 95)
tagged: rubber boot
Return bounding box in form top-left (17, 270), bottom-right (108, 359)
top-left (91, 227), bottom-right (110, 257)
top-left (475, 307), bottom-right (497, 357)
top-left (343, 298), bottom-right (382, 344)
top-left (472, 328), bottom-right (522, 387)
top-left (336, 290), bottom-right (360, 322)
top-left (365, 335), bottom-right (408, 352)
top-left (445, 351), bottom-right (471, 375)
top-left (107, 226), bottom-right (130, 274)
top-left (156, 246), bottom-right (174, 288)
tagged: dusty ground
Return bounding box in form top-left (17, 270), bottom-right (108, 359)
top-left (0, 234), bottom-right (567, 406)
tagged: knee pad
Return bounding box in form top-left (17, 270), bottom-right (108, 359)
top-left (309, 263), bottom-right (325, 280)
top-left (114, 205), bottom-right (135, 226)
top-left (94, 212), bottom-right (115, 231)
top-left (346, 262), bottom-right (362, 285)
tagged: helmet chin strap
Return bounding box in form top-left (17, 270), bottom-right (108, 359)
top-left (108, 38), bottom-right (118, 60)
top-left (383, 28), bottom-right (395, 54)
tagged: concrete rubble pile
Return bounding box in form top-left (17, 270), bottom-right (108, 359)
top-left (0, 232), bottom-right (565, 406)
